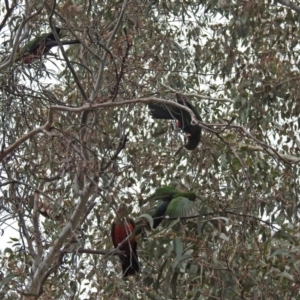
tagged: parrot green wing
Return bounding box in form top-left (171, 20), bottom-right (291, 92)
top-left (144, 187), bottom-right (198, 229)
top-left (143, 186), bottom-right (177, 228)
top-left (165, 196), bottom-right (198, 219)
top-left (23, 33), bottom-right (50, 54)
top-left (174, 191), bottom-right (196, 201)
top-left (23, 27), bottom-right (61, 54)
top-left (16, 27), bottom-right (62, 63)
top-left (146, 185), bottom-right (179, 202)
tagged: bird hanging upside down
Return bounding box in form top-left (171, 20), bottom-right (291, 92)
top-left (148, 93), bottom-right (202, 150)
top-left (111, 205), bottom-right (139, 277)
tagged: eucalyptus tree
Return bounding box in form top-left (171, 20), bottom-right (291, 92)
top-left (0, 0), bottom-right (300, 299)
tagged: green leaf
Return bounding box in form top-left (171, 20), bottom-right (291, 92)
top-left (272, 230), bottom-right (295, 243)
top-left (0, 274), bottom-right (20, 290)
top-left (138, 213), bottom-right (154, 230)
top-left (173, 237), bottom-right (183, 261)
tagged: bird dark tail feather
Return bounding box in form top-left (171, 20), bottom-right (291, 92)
top-left (47, 27), bottom-right (62, 41)
top-left (152, 201), bottom-right (170, 228)
top-left (148, 103), bottom-right (177, 120)
top-left (121, 249), bottom-right (139, 277)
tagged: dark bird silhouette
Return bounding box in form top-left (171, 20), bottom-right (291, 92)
top-left (149, 94), bottom-right (202, 150)
top-left (17, 27), bottom-right (80, 64)
top-left (111, 205), bottom-right (139, 277)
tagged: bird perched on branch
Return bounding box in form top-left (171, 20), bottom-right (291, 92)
top-left (111, 205), bottom-right (139, 277)
top-left (146, 186), bottom-right (198, 228)
top-left (165, 195), bottom-right (198, 219)
top-left (148, 94), bottom-right (202, 150)
top-left (16, 27), bottom-right (80, 64)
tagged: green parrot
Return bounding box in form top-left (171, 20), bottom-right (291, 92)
top-left (148, 186), bottom-right (197, 228)
top-left (148, 93), bottom-right (202, 150)
top-left (17, 27), bottom-right (80, 64)
top-left (164, 196), bottom-right (198, 219)
top-left (146, 185), bottom-right (179, 202)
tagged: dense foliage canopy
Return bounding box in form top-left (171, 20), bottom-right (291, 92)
top-left (0, 0), bottom-right (300, 299)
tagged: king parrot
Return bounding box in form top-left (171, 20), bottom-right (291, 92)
top-left (148, 94), bottom-right (202, 150)
top-left (165, 196), bottom-right (198, 219)
top-left (17, 27), bottom-right (80, 64)
top-left (146, 186), bottom-right (197, 228)
top-left (111, 205), bottom-right (139, 277)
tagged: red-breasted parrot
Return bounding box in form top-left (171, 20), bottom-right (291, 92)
top-left (17, 27), bottom-right (80, 64)
top-left (148, 94), bottom-right (201, 150)
top-left (111, 205), bottom-right (139, 277)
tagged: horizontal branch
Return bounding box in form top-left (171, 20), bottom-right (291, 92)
top-left (201, 121), bottom-right (300, 164)
top-left (239, 144), bottom-right (300, 163)
top-left (0, 9), bottom-right (43, 71)
top-left (161, 83), bottom-right (233, 103)
top-left (0, 179), bottom-right (57, 202)
top-left (61, 248), bottom-right (124, 256)
top-left (146, 210), bottom-right (275, 229)
top-left (0, 97), bottom-right (199, 162)
top-left (276, 0), bottom-right (300, 14)
top-left (1, 97), bottom-right (298, 166)
top-left (0, 126), bottom-right (43, 162)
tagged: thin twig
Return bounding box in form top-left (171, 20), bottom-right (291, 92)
top-left (0, 0), bottom-right (16, 32)
top-left (276, 0), bottom-right (300, 14)
top-left (1, 98), bottom-right (299, 166)
top-left (47, 2), bottom-right (88, 101)
top-left (32, 191), bottom-right (43, 258)
top-left (161, 83), bottom-right (233, 103)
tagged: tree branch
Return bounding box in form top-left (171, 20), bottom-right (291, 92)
top-left (79, 0), bottom-right (128, 160)
top-left (276, 0), bottom-right (300, 14)
top-left (91, 0), bottom-right (128, 97)
top-left (28, 183), bottom-right (93, 295)
top-left (32, 191), bottom-right (43, 258)
top-left (61, 248), bottom-right (125, 256)
top-left (0, 9), bottom-right (42, 71)
top-left (138, 210), bottom-right (276, 229)
top-left (0, 0), bottom-right (16, 32)
top-left (240, 144), bottom-right (300, 163)
top-left (161, 83), bottom-right (234, 103)
top-left (1, 97), bottom-right (299, 166)
top-left (47, 3), bottom-right (88, 101)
